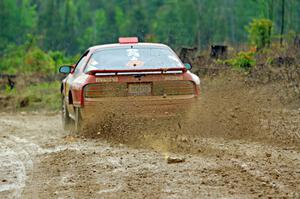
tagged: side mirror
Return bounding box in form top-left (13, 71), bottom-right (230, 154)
top-left (184, 63), bottom-right (192, 70)
top-left (59, 65), bottom-right (72, 74)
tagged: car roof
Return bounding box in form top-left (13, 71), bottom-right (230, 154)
top-left (88, 42), bottom-right (171, 52)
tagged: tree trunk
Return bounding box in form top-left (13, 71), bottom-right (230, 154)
top-left (268, 0), bottom-right (274, 21)
top-left (280, 0), bottom-right (285, 47)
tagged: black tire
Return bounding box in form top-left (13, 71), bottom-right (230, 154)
top-left (62, 96), bottom-right (72, 130)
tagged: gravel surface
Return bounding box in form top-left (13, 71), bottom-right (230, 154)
top-left (0, 110), bottom-right (299, 199)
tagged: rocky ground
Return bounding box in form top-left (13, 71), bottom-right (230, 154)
top-left (0, 72), bottom-right (299, 199)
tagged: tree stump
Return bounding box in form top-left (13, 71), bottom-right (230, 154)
top-left (179, 47), bottom-right (198, 64)
top-left (0, 74), bottom-right (16, 90)
top-left (294, 36), bottom-right (300, 49)
top-left (210, 45), bottom-right (228, 59)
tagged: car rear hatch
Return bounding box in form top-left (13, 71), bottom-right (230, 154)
top-left (84, 69), bottom-right (196, 99)
top-left (84, 80), bottom-right (195, 98)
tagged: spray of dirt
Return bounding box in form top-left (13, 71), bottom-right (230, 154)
top-left (76, 70), bottom-right (299, 156)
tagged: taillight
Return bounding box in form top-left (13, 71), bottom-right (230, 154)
top-left (84, 80), bottom-right (196, 98)
top-left (153, 81), bottom-right (195, 96)
top-left (84, 83), bottom-right (127, 98)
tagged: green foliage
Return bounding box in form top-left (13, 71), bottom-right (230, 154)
top-left (0, 44), bottom-right (55, 74)
top-left (225, 51), bottom-right (256, 69)
top-left (22, 81), bottom-right (61, 110)
top-left (152, 1), bottom-right (197, 46)
top-left (0, 0), bottom-right (36, 51)
top-left (247, 18), bottom-right (273, 49)
top-left (1, 0), bottom-right (300, 55)
top-left (23, 48), bottom-right (56, 73)
top-left (48, 50), bottom-right (78, 72)
top-left (0, 42), bottom-right (76, 74)
top-left (4, 81), bottom-right (61, 110)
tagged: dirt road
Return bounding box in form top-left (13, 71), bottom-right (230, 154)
top-left (0, 74), bottom-right (300, 198)
top-left (0, 109), bottom-right (299, 199)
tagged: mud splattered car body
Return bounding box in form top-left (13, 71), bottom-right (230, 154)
top-left (59, 38), bottom-right (200, 132)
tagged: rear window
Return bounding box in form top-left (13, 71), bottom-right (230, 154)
top-left (85, 46), bottom-right (183, 72)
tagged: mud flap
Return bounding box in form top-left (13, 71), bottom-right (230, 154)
top-left (74, 107), bottom-right (83, 134)
top-left (62, 97), bottom-right (73, 130)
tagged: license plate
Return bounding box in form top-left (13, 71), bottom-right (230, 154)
top-left (128, 83), bottom-right (152, 96)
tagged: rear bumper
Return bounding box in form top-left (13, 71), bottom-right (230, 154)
top-left (81, 95), bottom-right (198, 119)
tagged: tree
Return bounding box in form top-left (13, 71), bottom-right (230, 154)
top-left (62, 0), bottom-right (79, 54)
top-left (1, 0), bottom-right (300, 55)
top-left (247, 18), bottom-right (273, 49)
top-left (38, 0), bottom-right (64, 51)
top-left (0, 0), bottom-right (36, 53)
top-left (280, 0), bottom-right (285, 46)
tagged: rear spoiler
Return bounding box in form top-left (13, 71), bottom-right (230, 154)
top-left (86, 67), bottom-right (187, 75)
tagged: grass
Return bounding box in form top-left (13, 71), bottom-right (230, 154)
top-left (2, 81), bottom-right (61, 111)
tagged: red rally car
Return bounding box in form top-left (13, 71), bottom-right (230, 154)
top-left (59, 37), bottom-right (200, 133)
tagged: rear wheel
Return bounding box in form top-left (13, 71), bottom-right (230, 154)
top-left (62, 96), bottom-right (72, 130)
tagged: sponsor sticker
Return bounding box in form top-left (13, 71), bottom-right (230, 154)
top-left (127, 49), bottom-right (140, 58)
top-left (164, 76), bottom-right (183, 81)
top-left (96, 77), bottom-right (118, 83)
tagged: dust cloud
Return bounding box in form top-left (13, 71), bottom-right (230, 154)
top-left (79, 71), bottom-right (299, 155)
